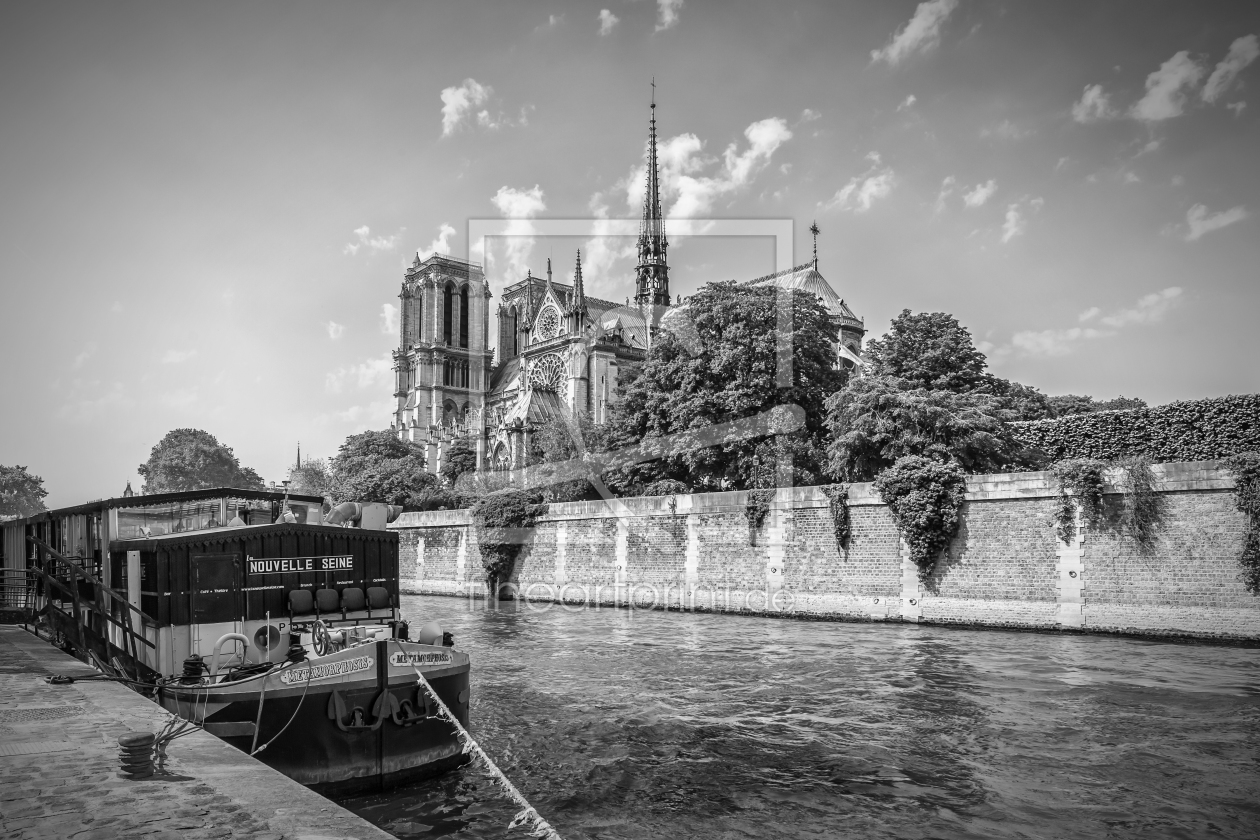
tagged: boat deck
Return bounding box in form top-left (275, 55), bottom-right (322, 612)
top-left (0, 625), bottom-right (394, 840)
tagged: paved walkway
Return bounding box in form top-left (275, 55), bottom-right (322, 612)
top-left (0, 625), bottom-right (395, 840)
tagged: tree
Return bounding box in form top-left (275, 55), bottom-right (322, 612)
top-left (1047, 394), bottom-right (1148, 417)
top-left (0, 465), bottom-right (48, 519)
top-left (439, 439), bottom-right (479, 488)
top-left (825, 376), bottom-right (1023, 481)
top-left (329, 429), bottom-right (438, 508)
top-left (606, 281), bottom-right (844, 491)
top-left (288, 457), bottom-right (333, 499)
top-left (137, 429), bottom-right (265, 493)
top-left (863, 310), bottom-right (990, 392)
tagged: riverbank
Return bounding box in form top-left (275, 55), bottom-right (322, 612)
top-left (0, 625), bottom-right (394, 840)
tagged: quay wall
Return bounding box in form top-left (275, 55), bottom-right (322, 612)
top-left (390, 461), bottom-right (1260, 641)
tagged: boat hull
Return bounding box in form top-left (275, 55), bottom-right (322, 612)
top-left (158, 640), bottom-right (470, 794)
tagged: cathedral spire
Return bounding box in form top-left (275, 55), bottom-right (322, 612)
top-left (635, 81), bottom-right (669, 308)
top-left (810, 220), bottom-right (820, 271)
top-left (573, 250), bottom-right (587, 315)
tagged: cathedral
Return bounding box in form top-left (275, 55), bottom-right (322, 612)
top-left (391, 94), bottom-right (865, 475)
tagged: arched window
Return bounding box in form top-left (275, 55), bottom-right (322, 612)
top-left (509, 305), bottom-right (519, 358)
top-left (459, 285), bottom-right (470, 348)
top-left (443, 283), bottom-right (454, 345)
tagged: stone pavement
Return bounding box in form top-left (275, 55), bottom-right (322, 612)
top-left (0, 625), bottom-right (395, 840)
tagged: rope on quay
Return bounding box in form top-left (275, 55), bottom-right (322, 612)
top-left (391, 639), bottom-right (563, 840)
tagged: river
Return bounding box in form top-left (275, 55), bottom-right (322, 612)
top-left (337, 594), bottom-right (1260, 839)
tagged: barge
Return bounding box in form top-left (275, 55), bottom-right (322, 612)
top-left (1, 487), bottom-right (469, 794)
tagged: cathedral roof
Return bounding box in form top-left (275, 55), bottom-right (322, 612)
top-left (503, 388), bottom-right (565, 425)
top-left (488, 356), bottom-right (521, 398)
top-left (744, 261), bottom-right (863, 329)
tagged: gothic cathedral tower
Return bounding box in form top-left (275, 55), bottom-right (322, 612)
top-left (634, 84), bottom-right (670, 308)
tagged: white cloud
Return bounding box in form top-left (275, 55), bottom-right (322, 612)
top-left (870, 0), bottom-right (958, 66)
top-left (1184, 203), bottom-right (1249, 241)
top-left (380, 303), bottom-right (399, 335)
top-left (161, 349), bottom-right (197, 364)
top-left (980, 119), bottom-right (1029, 140)
top-left (963, 179), bottom-right (997, 208)
top-left (1202, 35), bottom-right (1259, 103)
top-left (822, 152), bottom-right (894, 213)
top-left (325, 355), bottom-right (393, 395)
top-left (656, 0), bottom-right (683, 32)
top-left (343, 225), bottom-right (398, 256)
top-left (799, 108), bottom-right (821, 122)
top-left (421, 223), bottom-right (456, 258)
top-left (598, 9), bottom-right (619, 36)
top-left (934, 175), bottom-right (956, 213)
top-left (56, 382), bottom-right (131, 424)
top-left (440, 78), bottom-right (493, 137)
top-left (490, 185), bottom-right (547, 279)
top-left (1009, 287), bottom-right (1182, 357)
top-left (536, 13), bottom-right (564, 32)
top-left (1130, 51), bottom-right (1205, 122)
top-left (71, 342), bottom-right (98, 370)
top-left (326, 321), bottom-right (345, 340)
top-left (1001, 197), bottom-right (1043, 244)
top-left (897, 94), bottom-right (917, 111)
top-left (582, 192), bottom-right (636, 294)
top-left (1123, 171), bottom-right (1141, 184)
top-left (161, 387), bottom-right (198, 409)
top-left (1227, 101), bottom-right (1247, 116)
top-left (1072, 83), bottom-right (1115, 122)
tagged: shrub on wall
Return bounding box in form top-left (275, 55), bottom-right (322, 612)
top-left (819, 484), bottom-right (851, 551)
top-left (744, 489), bottom-right (775, 546)
top-left (643, 479), bottom-right (689, 496)
top-left (1012, 394), bottom-right (1260, 463)
top-left (469, 489), bottom-right (545, 594)
top-left (872, 456), bottom-right (966, 579)
top-left (1224, 451), bottom-right (1260, 593)
top-left (1049, 458), bottom-right (1107, 543)
top-left (1114, 455), bottom-right (1162, 549)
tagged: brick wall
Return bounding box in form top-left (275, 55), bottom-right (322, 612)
top-left (389, 460), bottom-right (1260, 641)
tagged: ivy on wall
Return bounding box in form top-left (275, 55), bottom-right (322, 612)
top-left (1013, 394), bottom-right (1260, 463)
top-left (1224, 452), bottom-right (1260, 593)
top-left (1114, 455), bottom-right (1162, 549)
top-left (819, 484), bottom-right (851, 551)
top-left (470, 489), bottom-right (545, 593)
top-left (745, 489), bottom-right (775, 546)
top-left (1049, 458), bottom-right (1106, 543)
top-left (872, 456), bottom-right (966, 579)
top-left (1049, 456), bottom-right (1163, 549)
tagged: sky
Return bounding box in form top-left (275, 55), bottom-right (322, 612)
top-left (2, 0), bottom-right (1258, 508)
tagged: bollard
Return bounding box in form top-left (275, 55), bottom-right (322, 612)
top-left (117, 732), bottom-right (156, 779)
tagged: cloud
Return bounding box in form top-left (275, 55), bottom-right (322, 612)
top-left (71, 342), bottom-right (98, 370)
top-left (421, 223), bottom-right (456, 258)
top-left (799, 108), bottom-right (821, 122)
top-left (1202, 35), bottom-right (1259, 103)
top-left (963, 179), bottom-right (997, 208)
top-left (1184, 203), bottom-right (1249, 241)
top-left (1072, 83), bottom-right (1115, 122)
top-left (1001, 197), bottom-right (1043, 244)
top-left (656, 0), bottom-right (683, 32)
top-left (1130, 51), bottom-right (1205, 121)
top-left (325, 355), bottom-right (393, 394)
top-left (1009, 287), bottom-right (1183, 357)
top-left (980, 119), bottom-right (1029, 140)
top-left (490, 185), bottom-right (547, 279)
top-left (161, 387), bottom-right (198, 409)
top-left (897, 94), bottom-right (917, 111)
top-left (1227, 101), bottom-right (1247, 116)
top-left (822, 152), bottom-right (894, 213)
top-left (440, 78), bottom-right (493, 136)
top-left (327, 321), bottom-right (345, 340)
top-left (536, 13), bottom-right (564, 32)
top-left (343, 225), bottom-right (398, 256)
top-left (315, 398), bottom-right (397, 432)
top-left (380, 303), bottom-right (398, 335)
top-left (934, 175), bottom-right (956, 213)
top-left (161, 349), bottom-right (197, 364)
top-left (56, 382), bottom-right (131, 424)
top-left (598, 9), bottom-right (619, 36)
top-left (1123, 171), bottom-right (1141, 184)
top-left (870, 0), bottom-right (958, 66)
top-left (582, 192), bottom-right (637, 295)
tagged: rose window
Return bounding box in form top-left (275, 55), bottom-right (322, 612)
top-left (529, 353), bottom-right (565, 391)
top-left (535, 306), bottom-right (560, 340)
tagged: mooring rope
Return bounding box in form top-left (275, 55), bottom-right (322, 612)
top-left (391, 639), bottom-right (563, 840)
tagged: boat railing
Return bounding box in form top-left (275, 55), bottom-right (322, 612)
top-left (25, 534), bottom-right (158, 682)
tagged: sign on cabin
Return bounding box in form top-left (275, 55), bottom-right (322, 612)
top-left (246, 555), bottom-right (355, 575)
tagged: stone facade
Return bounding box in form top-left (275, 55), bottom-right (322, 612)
top-left (390, 460), bottom-right (1259, 641)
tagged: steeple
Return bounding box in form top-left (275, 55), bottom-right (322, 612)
top-left (635, 81), bottom-right (670, 308)
top-left (810, 221), bottom-right (820, 271)
top-left (569, 249), bottom-right (588, 334)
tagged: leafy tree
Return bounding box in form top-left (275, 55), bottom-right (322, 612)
top-left (138, 429), bottom-right (265, 493)
top-left (526, 412), bottom-right (604, 503)
top-left (0, 465), bottom-right (48, 519)
top-left (864, 310), bottom-right (990, 392)
top-left (825, 376), bottom-right (1023, 481)
top-left (1047, 394), bottom-right (1148, 417)
top-left (989, 378), bottom-right (1056, 421)
top-left (329, 429), bottom-right (438, 507)
top-left (439, 439), bottom-right (479, 487)
top-left (287, 457), bottom-right (333, 499)
top-left (606, 281), bottom-right (843, 491)
top-left (873, 455), bottom-right (966, 578)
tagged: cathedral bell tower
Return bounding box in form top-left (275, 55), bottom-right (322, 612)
top-left (634, 83), bottom-right (670, 308)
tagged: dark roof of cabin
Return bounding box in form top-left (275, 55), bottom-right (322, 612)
top-left (109, 521), bottom-right (396, 551)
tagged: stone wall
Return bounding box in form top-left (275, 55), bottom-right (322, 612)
top-left (390, 460), bottom-right (1260, 641)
